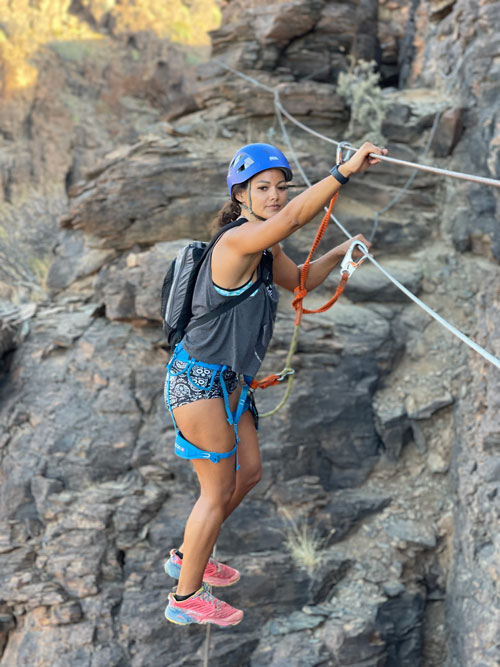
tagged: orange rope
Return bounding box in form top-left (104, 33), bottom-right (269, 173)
top-left (291, 193), bottom-right (344, 325)
top-left (251, 193), bottom-right (345, 391)
top-left (250, 374), bottom-right (283, 390)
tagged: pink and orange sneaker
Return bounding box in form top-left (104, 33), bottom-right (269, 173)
top-left (164, 549), bottom-right (240, 587)
top-left (165, 584), bottom-right (243, 627)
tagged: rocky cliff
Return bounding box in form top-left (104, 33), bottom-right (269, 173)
top-left (0, 1), bottom-right (499, 666)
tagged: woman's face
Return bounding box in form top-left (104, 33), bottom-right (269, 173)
top-left (239, 168), bottom-right (289, 220)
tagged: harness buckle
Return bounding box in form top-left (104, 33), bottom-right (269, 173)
top-left (340, 240), bottom-right (369, 278)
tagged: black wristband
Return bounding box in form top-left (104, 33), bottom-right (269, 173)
top-left (330, 164), bottom-right (349, 185)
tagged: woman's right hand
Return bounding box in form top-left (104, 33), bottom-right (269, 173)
top-left (338, 142), bottom-right (388, 178)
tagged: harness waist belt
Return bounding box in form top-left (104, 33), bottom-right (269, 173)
top-left (166, 341), bottom-right (255, 469)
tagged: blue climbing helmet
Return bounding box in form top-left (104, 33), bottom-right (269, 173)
top-left (227, 143), bottom-right (293, 197)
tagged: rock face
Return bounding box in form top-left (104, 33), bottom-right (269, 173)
top-left (0, 1), bottom-right (499, 666)
top-left (212, 0), bottom-right (379, 82)
top-left (447, 285), bottom-right (500, 667)
top-left (0, 0), bottom-right (218, 204)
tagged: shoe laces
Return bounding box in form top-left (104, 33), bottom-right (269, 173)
top-left (200, 587), bottom-right (222, 610)
top-left (206, 557), bottom-right (221, 575)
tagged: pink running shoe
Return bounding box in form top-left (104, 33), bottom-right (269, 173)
top-left (165, 549), bottom-right (240, 587)
top-left (165, 584), bottom-right (243, 627)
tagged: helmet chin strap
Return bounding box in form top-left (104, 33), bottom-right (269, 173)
top-left (240, 181), bottom-right (266, 221)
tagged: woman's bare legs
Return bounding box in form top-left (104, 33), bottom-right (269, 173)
top-left (223, 409), bottom-right (262, 519)
top-left (173, 394), bottom-right (262, 595)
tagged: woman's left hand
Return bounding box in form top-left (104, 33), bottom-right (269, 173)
top-left (340, 142), bottom-right (388, 177)
top-left (336, 233), bottom-right (372, 258)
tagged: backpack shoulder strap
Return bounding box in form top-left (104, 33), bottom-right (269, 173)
top-left (203, 217), bottom-right (249, 258)
top-left (174, 218), bottom-right (248, 341)
top-left (182, 217), bottom-right (249, 310)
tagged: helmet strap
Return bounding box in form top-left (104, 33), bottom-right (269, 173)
top-left (243, 180), bottom-right (266, 222)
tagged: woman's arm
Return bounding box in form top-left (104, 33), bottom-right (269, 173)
top-left (224, 142), bottom-right (386, 256)
top-left (273, 234), bottom-right (371, 293)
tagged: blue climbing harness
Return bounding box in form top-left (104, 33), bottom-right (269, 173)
top-left (166, 342), bottom-right (254, 470)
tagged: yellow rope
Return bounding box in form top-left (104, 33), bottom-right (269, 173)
top-left (259, 323), bottom-right (300, 418)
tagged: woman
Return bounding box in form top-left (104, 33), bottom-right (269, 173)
top-left (164, 141), bottom-right (386, 627)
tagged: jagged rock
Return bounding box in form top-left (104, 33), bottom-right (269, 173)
top-left (95, 240), bottom-right (189, 322)
top-left (339, 258), bottom-right (423, 303)
top-left (269, 475), bottom-right (330, 514)
top-left (427, 450), bottom-right (449, 474)
top-left (47, 232), bottom-right (118, 290)
top-left (307, 553), bottom-right (353, 605)
top-left (265, 610), bottom-right (327, 636)
top-left (252, 2), bottom-right (320, 46)
top-left (445, 278), bottom-right (500, 667)
top-left (320, 616), bottom-right (386, 666)
top-left (319, 490), bottom-right (392, 543)
top-left (251, 630), bottom-right (330, 667)
top-left (404, 390), bottom-right (454, 420)
top-left (373, 397), bottom-right (411, 460)
top-left (383, 517), bottom-right (437, 549)
top-left (210, 0), bottom-right (374, 83)
top-left (430, 107), bottom-right (465, 157)
top-left (375, 593), bottom-right (426, 667)
top-left (196, 75), bottom-right (346, 124)
top-left (58, 138), bottom-right (222, 250)
top-left (0, 322), bottom-right (16, 381)
top-left (259, 357), bottom-right (383, 490)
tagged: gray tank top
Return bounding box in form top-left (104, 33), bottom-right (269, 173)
top-left (182, 245), bottom-right (279, 377)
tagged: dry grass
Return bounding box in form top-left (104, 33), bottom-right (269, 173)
top-left (280, 507), bottom-right (325, 573)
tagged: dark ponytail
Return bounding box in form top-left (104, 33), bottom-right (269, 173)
top-left (212, 184), bottom-right (246, 230)
top-left (217, 198), bottom-right (242, 227)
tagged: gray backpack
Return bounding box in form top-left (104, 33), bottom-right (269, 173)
top-left (160, 218), bottom-right (272, 350)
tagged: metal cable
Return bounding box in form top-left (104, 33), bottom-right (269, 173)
top-left (214, 58), bottom-right (500, 190)
top-left (279, 110), bottom-right (500, 370)
top-left (214, 59), bottom-right (500, 371)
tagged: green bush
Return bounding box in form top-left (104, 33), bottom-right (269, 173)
top-left (337, 57), bottom-right (388, 146)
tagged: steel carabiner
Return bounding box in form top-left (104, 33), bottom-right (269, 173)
top-left (336, 140), bottom-right (356, 165)
top-left (340, 240), bottom-right (369, 278)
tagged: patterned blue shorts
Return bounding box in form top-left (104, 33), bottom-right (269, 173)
top-left (165, 358), bottom-right (239, 411)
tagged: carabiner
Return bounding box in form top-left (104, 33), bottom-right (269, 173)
top-left (340, 240), bottom-right (369, 278)
top-left (277, 367), bottom-right (295, 381)
top-left (336, 141), bottom-right (356, 165)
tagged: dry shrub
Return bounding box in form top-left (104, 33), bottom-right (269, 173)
top-left (337, 57), bottom-right (388, 146)
top-left (280, 507), bottom-right (325, 573)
